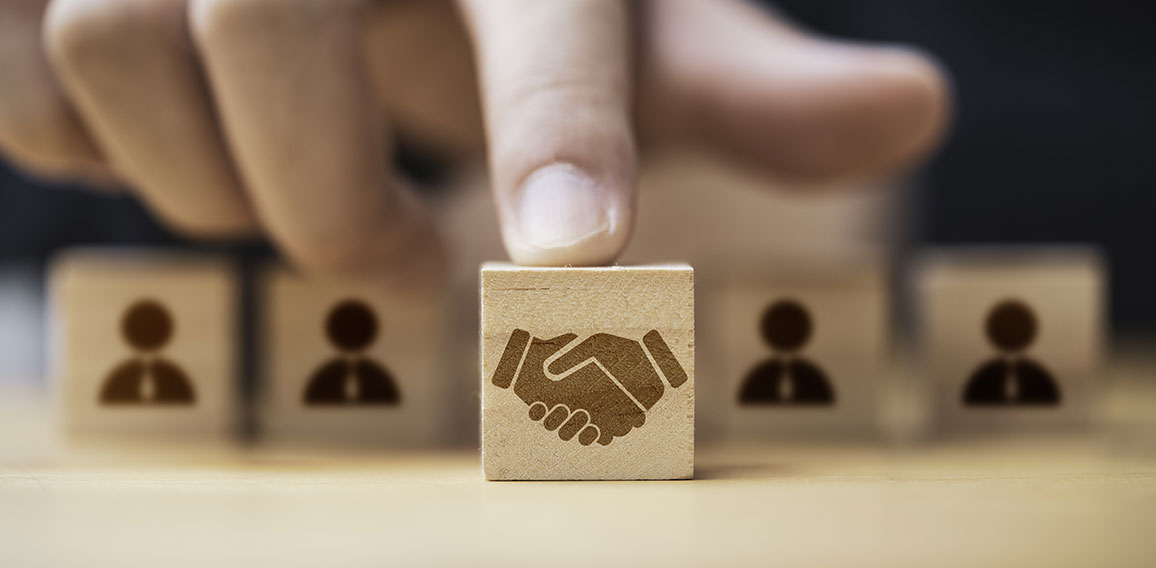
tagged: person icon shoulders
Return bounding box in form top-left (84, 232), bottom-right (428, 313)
top-left (964, 299), bottom-right (1060, 406)
top-left (100, 300), bottom-right (195, 405)
top-left (738, 299), bottom-right (835, 406)
top-left (304, 299), bottom-right (400, 406)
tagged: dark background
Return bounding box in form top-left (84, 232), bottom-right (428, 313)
top-left (776, 0), bottom-right (1154, 331)
top-left (2, 0), bottom-right (1152, 330)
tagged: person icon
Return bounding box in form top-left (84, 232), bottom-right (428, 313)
top-left (303, 299), bottom-right (400, 405)
top-left (738, 299), bottom-right (835, 405)
top-left (963, 299), bottom-right (1060, 406)
top-left (100, 300), bottom-right (195, 405)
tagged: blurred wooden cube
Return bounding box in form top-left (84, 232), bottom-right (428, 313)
top-left (51, 250), bottom-right (238, 445)
top-left (914, 247), bottom-right (1104, 431)
top-left (257, 266), bottom-right (449, 448)
top-left (481, 263), bottom-right (694, 480)
top-left (702, 256), bottom-right (887, 440)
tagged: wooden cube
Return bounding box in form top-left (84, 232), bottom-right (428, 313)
top-left (703, 257), bottom-right (887, 439)
top-left (481, 263), bottom-right (694, 480)
top-left (258, 266), bottom-right (449, 448)
top-left (51, 250), bottom-right (238, 445)
top-left (914, 247), bottom-right (1104, 431)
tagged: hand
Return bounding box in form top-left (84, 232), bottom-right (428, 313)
top-left (492, 329), bottom-right (687, 446)
top-left (0, 0), bottom-right (948, 279)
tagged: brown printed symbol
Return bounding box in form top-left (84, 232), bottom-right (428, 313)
top-left (963, 299), bottom-right (1059, 406)
top-left (738, 299), bottom-right (834, 406)
top-left (491, 329), bottom-right (688, 446)
top-left (100, 299), bottom-right (196, 405)
top-left (304, 299), bottom-right (400, 406)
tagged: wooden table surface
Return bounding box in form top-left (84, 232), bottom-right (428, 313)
top-left (3, 352), bottom-right (1155, 567)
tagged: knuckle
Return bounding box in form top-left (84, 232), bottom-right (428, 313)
top-left (280, 227), bottom-right (395, 277)
top-left (0, 106), bottom-right (106, 180)
top-left (0, 126), bottom-right (86, 176)
top-left (190, 0), bottom-right (360, 48)
top-left (493, 69), bottom-right (625, 123)
top-left (285, 238), bottom-right (382, 277)
top-left (156, 209), bottom-right (254, 240)
top-left (276, 205), bottom-right (435, 278)
top-left (488, 76), bottom-right (634, 172)
top-left (189, 0), bottom-right (272, 45)
top-left (45, 0), bottom-right (163, 69)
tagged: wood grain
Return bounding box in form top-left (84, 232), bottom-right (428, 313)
top-left (258, 265), bottom-right (450, 448)
top-left (50, 249), bottom-right (238, 445)
top-left (701, 255), bottom-right (886, 439)
top-left (2, 344), bottom-right (1155, 567)
top-left (481, 263), bottom-right (694, 480)
top-left (914, 247), bottom-right (1103, 431)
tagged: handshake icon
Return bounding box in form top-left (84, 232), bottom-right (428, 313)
top-left (491, 329), bottom-right (689, 446)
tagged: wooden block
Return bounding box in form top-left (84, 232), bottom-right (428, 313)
top-left (704, 257), bottom-right (887, 439)
top-left (914, 247), bottom-right (1104, 431)
top-left (258, 266), bottom-right (449, 448)
top-left (51, 250), bottom-right (238, 445)
top-left (481, 263), bottom-right (694, 480)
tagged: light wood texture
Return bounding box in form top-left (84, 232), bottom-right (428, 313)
top-left (258, 266), bottom-right (450, 447)
top-left (50, 249), bottom-right (237, 445)
top-left (702, 256), bottom-right (887, 439)
top-left (3, 345), bottom-right (1155, 567)
top-left (914, 247), bottom-right (1104, 431)
top-left (1, 423), bottom-right (1154, 568)
top-left (481, 263), bottom-right (694, 480)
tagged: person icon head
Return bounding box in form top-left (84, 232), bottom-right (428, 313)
top-left (985, 299), bottom-right (1037, 355)
top-left (325, 299), bottom-right (378, 353)
top-left (760, 299), bottom-right (812, 354)
top-left (121, 300), bottom-right (173, 353)
top-left (305, 299), bottom-right (399, 405)
top-left (740, 298), bottom-right (834, 404)
top-left (964, 298), bottom-right (1058, 406)
top-left (102, 299), bottom-right (195, 405)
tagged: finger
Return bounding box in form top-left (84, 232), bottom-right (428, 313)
top-left (459, 0), bottom-right (636, 266)
top-left (542, 404), bottom-right (570, 431)
top-left (642, 0), bottom-right (949, 181)
top-left (557, 409), bottom-right (589, 441)
top-left (597, 428), bottom-right (615, 446)
top-left (362, 1), bottom-right (484, 156)
top-left (0, 0), bottom-right (115, 187)
top-left (527, 401), bottom-right (548, 422)
top-left (577, 425), bottom-right (599, 446)
top-left (491, 328), bottom-right (530, 389)
top-left (191, 0), bottom-right (442, 282)
top-left (44, 0), bottom-right (257, 236)
top-left (643, 330), bottom-right (688, 388)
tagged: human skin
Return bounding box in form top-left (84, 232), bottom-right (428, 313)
top-left (0, 0), bottom-right (950, 280)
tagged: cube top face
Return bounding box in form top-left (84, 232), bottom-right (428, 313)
top-left (259, 266), bottom-right (448, 447)
top-left (51, 251), bottom-right (237, 443)
top-left (915, 249), bottom-right (1104, 430)
top-left (708, 261), bottom-right (886, 438)
top-left (481, 263), bottom-right (694, 480)
top-left (914, 246), bottom-right (1102, 288)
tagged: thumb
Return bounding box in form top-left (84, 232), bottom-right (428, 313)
top-left (459, 0), bottom-right (636, 266)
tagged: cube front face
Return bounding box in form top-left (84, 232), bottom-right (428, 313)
top-left (711, 264), bottom-right (886, 438)
top-left (52, 253), bottom-right (237, 443)
top-left (260, 268), bottom-right (447, 447)
top-left (482, 263), bottom-right (694, 480)
top-left (917, 251), bottom-right (1103, 430)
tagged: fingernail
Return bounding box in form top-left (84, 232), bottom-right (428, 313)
top-left (515, 164), bottom-right (611, 250)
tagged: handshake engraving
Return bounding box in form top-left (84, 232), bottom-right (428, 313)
top-left (491, 329), bottom-right (688, 446)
